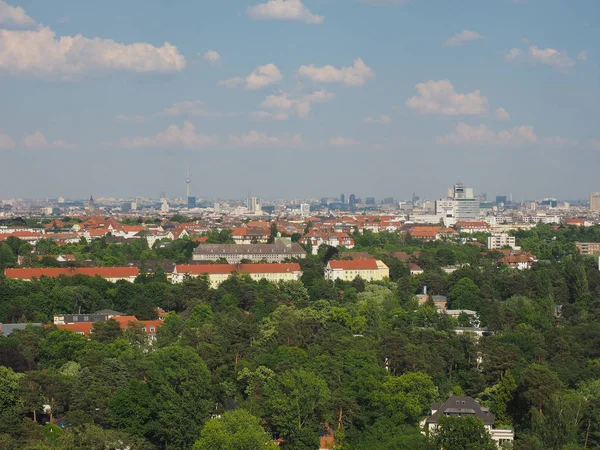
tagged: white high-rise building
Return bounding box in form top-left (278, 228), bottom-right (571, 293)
top-left (300, 203), bottom-right (311, 215)
top-left (590, 192), bottom-right (600, 212)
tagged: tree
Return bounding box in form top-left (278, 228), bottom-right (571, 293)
top-left (263, 369), bottom-right (331, 449)
top-left (521, 364), bottom-right (564, 414)
top-left (0, 367), bottom-right (23, 435)
top-left (447, 278), bottom-right (482, 311)
top-left (90, 319), bottom-right (122, 343)
top-left (432, 415), bottom-right (496, 450)
top-left (193, 409), bottom-right (278, 450)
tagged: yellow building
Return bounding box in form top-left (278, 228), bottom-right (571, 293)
top-left (325, 259), bottom-right (389, 282)
top-left (173, 263), bottom-right (302, 288)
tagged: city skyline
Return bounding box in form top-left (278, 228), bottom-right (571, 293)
top-left (0, 0), bottom-right (599, 200)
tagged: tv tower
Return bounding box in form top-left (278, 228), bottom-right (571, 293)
top-left (186, 165), bottom-right (191, 198)
top-left (186, 165), bottom-right (196, 208)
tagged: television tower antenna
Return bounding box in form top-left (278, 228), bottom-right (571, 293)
top-left (186, 164), bottom-right (191, 198)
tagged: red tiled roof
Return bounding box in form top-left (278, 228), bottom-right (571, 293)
top-left (5, 267), bottom-right (139, 280)
top-left (328, 259), bottom-right (379, 270)
top-left (239, 263), bottom-right (301, 273)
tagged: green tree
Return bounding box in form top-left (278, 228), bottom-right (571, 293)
top-left (90, 318), bottom-right (122, 343)
top-left (0, 367), bottom-right (23, 435)
top-left (447, 278), bottom-right (482, 311)
top-left (263, 369), bottom-right (331, 449)
top-left (193, 409), bottom-right (278, 450)
top-left (432, 415), bottom-right (496, 450)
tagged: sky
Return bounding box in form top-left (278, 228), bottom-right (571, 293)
top-left (0, 0), bottom-right (598, 202)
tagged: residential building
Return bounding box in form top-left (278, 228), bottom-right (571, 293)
top-left (455, 221), bottom-right (490, 234)
top-left (300, 232), bottom-right (355, 254)
top-left (423, 396), bottom-right (513, 447)
top-left (231, 226), bottom-right (269, 244)
top-left (55, 315), bottom-right (163, 340)
top-left (54, 313), bottom-right (110, 325)
top-left (172, 263), bottom-right (302, 287)
top-left (487, 233), bottom-right (517, 250)
top-left (300, 203), bottom-right (311, 215)
top-left (499, 250), bottom-right (537, 270)
top-left (591, 192), bottom-right (600, 212)
top-left (4, 267), bottom-right (139, 282)
top-left (576, 242), bottom-right (600, 255)
top-left (325, 259), bottom-right (389, 282)
top-left (192, 237), bottom-right (306, 263)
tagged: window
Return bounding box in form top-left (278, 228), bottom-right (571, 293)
top-left (150, 327), bottom-right (155, 332)
top-left (84, 316), bottom-right (89, 321)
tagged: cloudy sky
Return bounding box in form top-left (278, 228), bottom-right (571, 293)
top-left (0, 0), bottom-right (598, 201)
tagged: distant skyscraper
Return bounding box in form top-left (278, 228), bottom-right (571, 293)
top-left (349, 194), bottom-right (356, 207)
top-left (300, 203), bottom-right (311, 215)
top-left (340, 193), bottom-right (346, 204)
top-left (383, 197), bottom-right (394, 204)
top-left (365, 197), bottom-right (375, 205)
top-left (496, 196), bottom-right (507, 205)
top-left (187, 196), bottom-right (196, 208)
top-left (591, 192), bottom-right (600, 212)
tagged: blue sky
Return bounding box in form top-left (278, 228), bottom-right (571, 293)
top-left (0, 0), bottom-right (598, 201)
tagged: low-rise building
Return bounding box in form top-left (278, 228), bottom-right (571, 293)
top-left (192, 237), bottom-right (306, 263)
top-left (454, 221), bottom-right (490, 234)
top-left (576, 242), bottom-right (600, 255)
top-left (172, 263), bottom-right (302, 287)
top-left (423, 396), bottom-right (513, 448)
top-left (325, 259), bottom-right (389, 282)
top-left (4, 267), bottom-right (139, 282)
top-left (300, 232), bottom-right (355, 254)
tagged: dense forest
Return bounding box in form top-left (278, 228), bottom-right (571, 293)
top-left (1, 223), bottom-right (600, 449)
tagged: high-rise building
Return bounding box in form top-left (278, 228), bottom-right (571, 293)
top-left (349, 194), bottom-right (356, 207)
top-left (590, 192), bottom-right (600, 212)
top-left (187, 196), bottom-right (196, 208)
top-left (365, 197), bottom-right (375, 205)
top-left (249, 197), bottom-right (261, 215)
top-left (340, 193), bottom-right (346, 204)
top-left (496, 196), bottom-right (507, 205)
top-left (436, 181), bottom-right (480, 220)
top-left (300, 203), bottom-right (311, 215)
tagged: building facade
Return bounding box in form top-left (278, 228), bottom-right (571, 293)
top-left (590, 192), bottom-right (600, 212)
top-left (325, 259), bottom-right (389, 282)
top-left (192, 237), bottom-right (306, 263)
top-left (423, 396), bottom-right (514, 448)
top-left (487, 233), bottom-right (517, 250)
top-left (172, 263), bottom-right (302, 287)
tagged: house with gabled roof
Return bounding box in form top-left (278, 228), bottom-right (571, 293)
top-left (423, 396), bottom-right (513, 447)
top-left (325, 259), bottom-right (389, 282)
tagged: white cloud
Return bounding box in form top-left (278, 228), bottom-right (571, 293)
top-left (577, 51), bottom-right (587, 61)
top-left (204, 50), bottom-right (221, 65)
top-left (329, 137), bottom-right (360, 147)
top-left (157, 101), bottom-right (209, 117)
top-left (495, 108), bottom-right (510, 121)
top-left (0, 132), bottom-right (16, 149)
top-left (228, 130), bottom-right (303, 148)
top-left (544, 136), bottom-right (577, 146)
top-left (22, 131), bottom-right (75, 150)
top-left (364, 115), bottom-right (392, 124)
top-left (444, 30), bottom-right (485, 48)
top-left (504, 48), bottom-right (522, 62)
top-left (436, 123), bottom-right (537, 146)
top-left (0, 0), bottom-right (34, 27)
top-left (505, 44), bottom-right (576, 71)
top-left (219, 63), bottom-right (282, 90)
top-left (406, 79), bottom-right (488, 115)
top-left (0, 26), bottom-right (186, 79)
top-left (117, 121), bottom-right (220, 149)
top-left (115, 114), bottom-right (146, 123)
top-left (297, 58), bottom-right (375, 87)
top-left (247, 0), bottom-right (324, 24)
top-left (256, 89), bottom-right (335, 120)
top-left (528, 45), bottom-right (575, 70)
